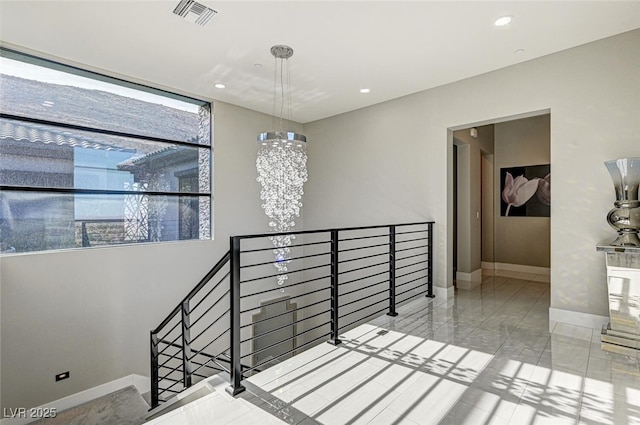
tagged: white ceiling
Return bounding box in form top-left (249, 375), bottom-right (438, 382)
top-left (1, 1), bottom-right (639, 123)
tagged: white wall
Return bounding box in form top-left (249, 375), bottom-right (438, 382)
top-left (303, 30), bottom-right (640, 317)
top-left (0, 101), bottom-right (299, 410)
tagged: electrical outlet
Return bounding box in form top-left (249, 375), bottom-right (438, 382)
top-left (55, 371), bottom-right (70, 382)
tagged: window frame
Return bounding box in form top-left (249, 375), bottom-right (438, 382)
top-left (0, 48), bottom-right (213, 254)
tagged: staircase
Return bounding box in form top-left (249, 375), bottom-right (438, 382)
top-left (30, 386), bottom-right (149, 425)
top-left (149, 221), bottom-right (435, 418)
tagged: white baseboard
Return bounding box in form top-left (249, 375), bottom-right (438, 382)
top-left (481, 262), bottom-right (495, 270)
top-left (549, 307), bottom-right (609, 333)
top-left (434, 285), bottom-right (455, 299)
top-left (0, 374), bottom-right (150, 425)
top-left (456, 269), bottom-right (482, 289)
top-left (494, 262), bottom-right (550, 276)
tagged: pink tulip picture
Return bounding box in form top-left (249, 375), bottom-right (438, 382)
top-left (500, 165), bottom-right (551, 217)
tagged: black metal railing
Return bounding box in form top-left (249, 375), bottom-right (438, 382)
top-left (150, 221), bottom-right (434, 408)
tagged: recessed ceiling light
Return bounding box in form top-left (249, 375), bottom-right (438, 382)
top-left (254, 63), bottom-right (263, 68)
top-left (494, 16), bottom-right (512, 27)
top-left (360, 88), bottom-right (370, 94)
top-left (514, 48), bottom-right (525, 55)
top-left (214, 83), bottom-right (226, 89)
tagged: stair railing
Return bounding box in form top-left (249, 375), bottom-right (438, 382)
top-left (150, 221), bottom-right (434, 408)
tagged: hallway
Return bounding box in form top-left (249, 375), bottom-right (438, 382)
top-left (149, 273), bottom-right (640, 424)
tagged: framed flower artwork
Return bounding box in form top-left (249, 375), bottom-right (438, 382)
top-left (500, 164), bottom-right (550, 217)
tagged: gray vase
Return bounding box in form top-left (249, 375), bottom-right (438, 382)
top-left (604, 157), bottom-right (640, 246)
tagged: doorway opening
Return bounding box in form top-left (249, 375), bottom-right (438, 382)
top-left (450, 111), bottom-right (551, 290)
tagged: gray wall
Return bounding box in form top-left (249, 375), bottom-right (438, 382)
top-left (494, 114), bottom-right (551, 268)
top-left (303, 29), bottom-right (640, 316)
top-left (481, 153), bottom-right (495, 263)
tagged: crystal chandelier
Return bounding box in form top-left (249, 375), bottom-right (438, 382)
top-left (256, 45), bottom-right (308, 287)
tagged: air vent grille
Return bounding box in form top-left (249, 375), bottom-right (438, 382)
top-left (173, 0), bottom-right (217, 26)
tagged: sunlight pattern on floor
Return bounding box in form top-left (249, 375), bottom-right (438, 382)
top-left (147, 274), bottom-right (640, 424)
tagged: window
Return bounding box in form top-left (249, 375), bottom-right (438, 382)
top-left (0, 48), bottom-right (212, 253)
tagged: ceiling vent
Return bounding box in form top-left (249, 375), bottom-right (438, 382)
top-left (173, 0), bottom-right (217, 26)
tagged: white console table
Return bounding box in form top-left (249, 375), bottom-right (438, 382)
top-left (597, 244), bottom-right (640, 355)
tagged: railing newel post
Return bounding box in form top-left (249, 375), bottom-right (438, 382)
top-left (181, 300), bottom-right (192, 389)
top-left (328, 229), bottom-right (342, 345)
top-left (226, 236), bottom-right (246, 396)
top-left (387, 225), bottom-right (398, 316)
top-left (426, 222), bottom-right (435, 298)
top-left (150, 331), bottom-right (159, 408)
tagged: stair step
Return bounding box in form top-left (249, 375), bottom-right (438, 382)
top-left (30, 386), bottom-right (148, 425)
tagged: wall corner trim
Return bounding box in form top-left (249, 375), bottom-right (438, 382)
top-left (435, 285), bottom-right (455, 299)
top-left (0, 374), bottom-right (150, 425)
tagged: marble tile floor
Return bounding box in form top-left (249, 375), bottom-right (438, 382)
top-left (150, 274), bottom-right (640, 425)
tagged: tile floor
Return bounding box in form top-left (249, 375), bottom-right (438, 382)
top-left (149, 273), bottom-right (640, 424)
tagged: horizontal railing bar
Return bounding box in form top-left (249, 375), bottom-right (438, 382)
top-left (158, 364), bottom-right (183, 382)
top-left (189, 356), bottom-right (227, 377)
top-left (396, 274), bottom-right (428, 289)
top-left (397, 287), bottom-right (427, 301)
top-left (153, 251), bottom-right (230, 334)
top-left (190, 308), bottom-right (231, 344)
top-left (396, 236), bottom-right (428, 245)
top-left (190, 292), bottom-right (230, 329)
top-left (241, 309), bottom-right (331, 344)
top-left (241, 321), bottom-right (331, 360)
top-left (157, 334), bottom-right (182, 357)
top-left (397, 266), bottom-right (429, 280)
top-left (339, 242), bottom-right (390, 254)
top-left (243, 331), bottom-right (332, 375)
top-left (339, 305), bottom-right (389, 330)
top-left (339, 288), bottom-right (388, 309)
top-left (240, 240), bottom-right (330, 254)
top-left (396, 244), bottom-right (428, 254)
top-left (190, 351), bottom-right (233, 376)
top-left (338, 233), bottom-right (389, 243)
top-left (338, 251), bottom-right (388, 265)
top-left (234, 221), bottom-right (434, 241)
top-left (154, 309), bottom-right (181, 340)
top-left (395, 252), bottom-right (428, 263)
top-left (241, 296), bottom-right (330, 328)
top-left (190, 274), bottom-right (230, 313)
top-left (190, 328), bottom-right (230, 359)
top-left (156, 376), bottom-right (181, 384)
top-left (338, 297), bottom-right (388, 320)
top-left (240, 263), bottom-right (328, 285)
top-left (240, 285), bottom-right (330, 315)
top-left (395, 260), bottom-right (426, 271)
top-left (156, 319), bottom-right (181, 344)
top-left (395, 229), bottom-right (428, 236)
top-left (339, 278), bottom-right (388, 297)
top-left (240, 275), bottom-right (331, 299)
top-left (339, 260), bottom-right (389, 275)
top-left (338, 270), bottom-right (388, 286)
top-left (158, 349), bottom-right (182, 370)
top-left (241, 251), bottom-right (331, 269)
